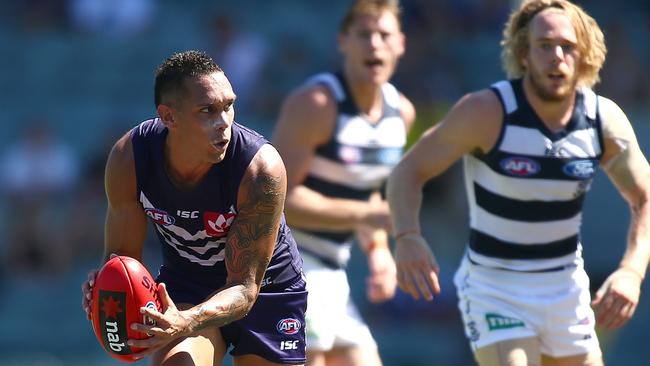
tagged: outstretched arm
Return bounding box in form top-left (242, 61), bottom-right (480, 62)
top-left (592, 98), bottom-right (650, 329)
top-left (387, 90), bottom-right (502, 300)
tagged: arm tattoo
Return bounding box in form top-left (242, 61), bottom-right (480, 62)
top-left (192, 158), bottom-right (285, 331)
top-left (224, 157), bottom-right (284, 306)
top-left (228, 165), bottom-right (283, 279)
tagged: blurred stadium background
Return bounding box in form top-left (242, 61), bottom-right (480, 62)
top-left (0, 0), bottom-right (648, 365)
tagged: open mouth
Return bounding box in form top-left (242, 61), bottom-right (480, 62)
top-left (365, 58), bottom-right (384, 68)
top-left (212, 140), bottom-right (228, 150)
top-left (548, 72), bottom-right (566, 82)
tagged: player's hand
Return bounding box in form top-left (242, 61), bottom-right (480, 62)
top-left (591, 267), bottom-right (643, 329)
top-left (82, 254), bottom-right (119, 320)
top-left (366, 247), bottom-right (397, 303)
top-left (81, 269), bottom-right (98, 320)
top-left (128, 282), bottom-right (192, 359)
top-left (394, 233), bottom-right (440, 301)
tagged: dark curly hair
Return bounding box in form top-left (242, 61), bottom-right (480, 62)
top-left (154, 50), bottom-right (223, 107)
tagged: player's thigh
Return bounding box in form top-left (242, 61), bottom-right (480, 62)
top-left (475, 336), bottom-right (541, 366)
top-left (306, 350), bottom-right (327, 366)
top-left (324, 345), bottom-right (382, 366)
top-left (541, 351), bottom-right (603, 366)
top-left (234, 353), bottom-right (303, 366)
top-left (150, 303), bottom-right (226, 366)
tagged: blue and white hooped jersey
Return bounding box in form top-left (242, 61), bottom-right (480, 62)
top-left (464, 79), bottom-right (605, 272)
top-left (131, 119), bottom-right (303, 290)
top-left (291, 72), bottom-right (407, 268)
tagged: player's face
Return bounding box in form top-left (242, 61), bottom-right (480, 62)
top-left (523, 10), bottom-right (580, 102)
top-left (174, 72), bottom-right (236, 164)
top-left (339, 10), bottom-right (405, 85)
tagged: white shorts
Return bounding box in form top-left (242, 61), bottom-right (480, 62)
top-left (453, 255), bottom-right (600, 358)
top-left (301, 252), bottom-right (377, 352)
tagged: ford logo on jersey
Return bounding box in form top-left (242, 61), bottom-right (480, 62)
top-left (144, 208), bottom-right (175, 226)
top-left (276, 318), bottom-right (301, 335)
top-left (563, 160), bottom-right (596, 179)
top-left (500, 157), bottom-right (540, 176)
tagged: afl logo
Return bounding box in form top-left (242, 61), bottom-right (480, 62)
top-left (563, 160), bottom-right (595, 179)
top-left (145, 208), bottom-right (175, 226)
top-left (500, 157), bottom-right (540, 176)
top-left (276, 318), bottom-right (301, 335)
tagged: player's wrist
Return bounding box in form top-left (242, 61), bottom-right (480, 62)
top-left (394, 229), bottom-right (421, 241)
top-left (618, 265), bottom-right (645, 282)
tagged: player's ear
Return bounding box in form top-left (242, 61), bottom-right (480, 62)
top-left (395, 31), bottom-right (405, 57)
top-left (337, 32), bottom-right (348, 54)
top-left (157, 104), bottom-right (176, 128)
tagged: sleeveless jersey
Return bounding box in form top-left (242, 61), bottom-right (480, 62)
top-left (463, 79), bottom-right (605, 272)
top-left (131, 118), bottom-right (303, 290)
top-left (290, 72), bottom-right (407, 268)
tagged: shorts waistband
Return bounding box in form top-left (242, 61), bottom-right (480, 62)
top-left (466, 254), bottom-right (577, 273)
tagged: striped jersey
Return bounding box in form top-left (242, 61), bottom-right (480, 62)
top-left (131, 118), bottom-right (303, 290)
top-left (464, 79), bottom-right (605, 272)
top-left (291, 72), bottom-right (407, 268)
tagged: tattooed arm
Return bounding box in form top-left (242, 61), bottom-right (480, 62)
top-left (188, 144), bottom-right (286, 330)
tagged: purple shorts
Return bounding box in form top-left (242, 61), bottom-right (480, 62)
top-left (158, 268), bottom-right (307, 364)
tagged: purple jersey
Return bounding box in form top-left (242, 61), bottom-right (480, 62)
top-left (130, 118), bottom-right (303, 292)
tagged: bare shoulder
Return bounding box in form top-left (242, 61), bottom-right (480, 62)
top-left (598, 96), bottom-right (635, 140)
top-left (105, 131), bottom-right (137, 202)
top-left (399, 93), bottom-right (416, 130)
top-left (437, 88), bottom-right (503, 154)
top-left (597, 96), bottom-right (648, 169)
top-left (274, 83), bottom-right (336, 144)
top-left (246, 144), bottom-right (286, 179)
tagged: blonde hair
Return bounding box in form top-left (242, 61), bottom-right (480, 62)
top-left (339, 0), bottom-right (402, 34)
top-left (501, 0), bottom-right (607, 88)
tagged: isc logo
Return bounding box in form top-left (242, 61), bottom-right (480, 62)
top-left (177, 210), bottom-right (199, 219)
top-left (276, 318), bottom-right (301, 335)
top-left (280, 340), bottom-right (299, 351)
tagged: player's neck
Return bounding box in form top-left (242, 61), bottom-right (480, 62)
top-left (343, 70), bottom-right (384, 122)
top-left (522, 77), bottom-right (576, 132)
top-left (164, 138), bottom-right (211, 189)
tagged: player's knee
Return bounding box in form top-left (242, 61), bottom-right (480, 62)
top-left (475, 338), bottom-right (541, 366)
top-left (540, 350), bottom-right (603, 366)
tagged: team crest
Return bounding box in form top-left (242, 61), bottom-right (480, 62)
top-left (203, 212), bottom-right (236, 237)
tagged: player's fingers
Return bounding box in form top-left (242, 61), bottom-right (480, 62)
top-left (427, 270), bottom-right (441, 295)
top-left (596, 295), bottom-right (618, 328)
top-left (140, 305), bottom-right (165, 324)
top-left (591, 283), bottom-right (608, 308)
top-left (608, 301), bottom-right (630, 329)
top-left (411, 268), bottom-right (434, 301)
top-left (158, 282), bottom-right (174, 311)
top-left (397, 268), bottom-right (420, 300)
top-left (127, 337), bottom-right (162, 354)
top-left (594, 289), bottom-right (613, 320)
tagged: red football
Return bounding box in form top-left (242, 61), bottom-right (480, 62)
top-left (91, 255), bottom-right (162, 362)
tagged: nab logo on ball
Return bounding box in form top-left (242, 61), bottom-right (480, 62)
top-left (276, 318), bottom-right (301, 335)
top-left (99, 290), bottom-right (131, 355)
